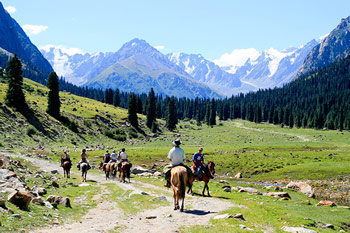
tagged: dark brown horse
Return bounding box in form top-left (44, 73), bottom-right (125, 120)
top-left (106, 162), bottom-right (117, 179)
top-left (119, 161), bottom-right (131, 183)
top-left (62, 161), bottom-right (71, 178)
top-left (171, 166), bottom-right (188, 212)
top-left (188, 161), bottom-right (215, 197)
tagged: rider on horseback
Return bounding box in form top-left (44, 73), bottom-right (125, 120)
top-left (164, 139), bottom-right (192, 188)
top-left (117, 148), bottom-right (130, 169)
top-left (61, 150), bottom-right (72, 167)
top-left (192, 147), bottom-right (204, 179)
top-left (104, 150), bottom-right (111, 163)
top-left (77, 149), bottom-right (91, 170)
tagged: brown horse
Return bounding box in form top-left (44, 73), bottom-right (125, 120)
top-left (106, 162), bottom-right (117, 179)
top-left (119, 161), bottom-right (131, 183)
top-left (188, 161), bottom-right (215, 197)
top-left (62, 161), bottom-right (71, 178)
top-left (170, 166), bottom-right (188, 212)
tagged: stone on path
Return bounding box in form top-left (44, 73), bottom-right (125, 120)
top-left (238, 187), bottom-right (262, 195)
top-left (8, 191), bottom-right (32, 209)
top-left (46, 195), bottom-right (71, 208)
top-left (286, 181), bottom-right (314, 198)
top-left (316, 200), bottom-right (336, 206)
top-left (264, 192), bottom-right (291, 199)
top-left (281, 226), bottom-right (316, 233)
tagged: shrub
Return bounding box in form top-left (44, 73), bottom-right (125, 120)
top-left (104, 130), bottom-right (115, 139)
top-left (126, 127), bottom-right (138, 139)
top-left (115, 134), bottom-right (127, 141)
top-left (60, 116), bottom-right (79, 133)
top-left (115, 128), bottom-right (126, 135)
top-left (26, 127), bottom-right (36, 137)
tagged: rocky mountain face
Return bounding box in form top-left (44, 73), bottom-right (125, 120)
top-left (215, 40), bottom-right (319, 90)
top-left (166, 53), bottom-right (254, 96)
top-left (0, 2), bottom-right (53, 75)
top-left (43, 38), bottom-right (318, 97)
top-left (42, 39), bottom-right (222, 98)
top-left (298, 16), bottom-right (350, 76)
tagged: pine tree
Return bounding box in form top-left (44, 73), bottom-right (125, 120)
top-left (128, 93), bottom-right (138, 128)
top-left (166, 97), bottom-right (177, 131)
top-left (146, 88), bottom-right (156, 129)
top-left (113, 88), bottom-right (120, 107)
top-left (205, 102), bottom-right (210, 126)
top-left (196, 107), bottom-right (202, 126)
top-left (47, 72), bottom-right (61, 118)
top-left (5, 54), bottom-right (25, 108)
top-left (209, 98), bottom-right (216, 125)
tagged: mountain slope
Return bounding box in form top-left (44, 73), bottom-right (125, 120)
top-left (0, 2), bottom-right (53, 75)
top-left (166, 53), bottom-right (256, 96)
top-left (86, 39), bottom-right (221, 98)
top-left (298, 16), bottom-right (350, 76)
top-left (214, 40), bottom-right (318, 90)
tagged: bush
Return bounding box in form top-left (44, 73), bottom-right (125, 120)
top-left (26, 127), bottom-right (36, 137)
top-left (104, 130), bottom-right (115, 139)
top-left (115, 134), bottom-right (127, 141)
top-left (83, 120), bottom-right (92, 127)
top-left (126, 127), bottom-right (138, 139)
top-left (60, 116), bottom-right (79, 133)
top-left (115, 128), bottom-right (126, 135)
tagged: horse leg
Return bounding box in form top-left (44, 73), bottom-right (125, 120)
top-left (180, 197), bottom-right (184, 212)
top-left (207, 183), bottom-right (211, 197)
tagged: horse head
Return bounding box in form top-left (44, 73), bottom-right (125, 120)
top-left (208, 161), bottom-right (215, 176)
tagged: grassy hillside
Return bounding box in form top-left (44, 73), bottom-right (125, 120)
top-left (0, 77), bottom-right (161, 153)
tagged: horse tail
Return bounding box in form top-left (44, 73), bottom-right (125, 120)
top-left (179, 171), bottom-right (186, 200)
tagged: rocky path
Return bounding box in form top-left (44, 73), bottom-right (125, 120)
top-left (8, 153), bottom-right (237, 233)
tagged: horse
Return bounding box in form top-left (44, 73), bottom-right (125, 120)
top-left (119, 161), bottom-right (131, 183)
top-left (106, 162), bottom-right (117, 180)
top-left (62, 160), bottom-right (71, 178)
top-left (170, 166), bottom-right (188, 212)
top-left (187, 161), bottom-right (215, 197)
top-left (80, 162), bottom-right (88, 182)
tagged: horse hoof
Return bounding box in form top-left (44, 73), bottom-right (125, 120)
top-left (180, 208), bottom-right (184, 212)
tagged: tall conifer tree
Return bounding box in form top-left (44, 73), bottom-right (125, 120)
top-left (5, 54), bottom-right (25, 108)
top-left (146, 88), bottom-right (156, 129)
top-left (47, 72), bottom-right (60, 118)
top-left (166, 97), bottom-right (177, 131)
top-left (128, 93), bottom-right (138, 128)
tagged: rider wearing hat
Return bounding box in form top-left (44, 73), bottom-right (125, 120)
top-left (164, 139), bottom-right (192, 187)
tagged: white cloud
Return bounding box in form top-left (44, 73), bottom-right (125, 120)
top-left (213, 48), bottom-right (260, 68)
top-left (154, 45), bottom-right (165, 50)
top-left (5, 6), bottom-right (16, 13)
top-left (39, 44), bottom-right (85, 56)
top-left (22, 24), bottom-right (48, 35)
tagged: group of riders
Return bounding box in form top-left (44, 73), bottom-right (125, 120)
top-left (164, 138), bottom-right (213, 187)
top-left (60, 148), bottom-right (130, 172)
top-left (59, 138), bottom-right (212, 185)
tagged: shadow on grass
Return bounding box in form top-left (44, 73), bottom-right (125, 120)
top-left (18, 104), bottom-right (52, 138)
top-left (184, 209), bottom-right (216, 215)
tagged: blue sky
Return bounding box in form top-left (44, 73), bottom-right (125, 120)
top-left (2, 0), bottom-right (350, 60)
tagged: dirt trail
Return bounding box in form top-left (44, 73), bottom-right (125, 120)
top-left (7, 153), bottom-right (238, 233)
top-left (233, 121), bottom-right (311, 142)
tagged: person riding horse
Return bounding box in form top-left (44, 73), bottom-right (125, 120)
top-left (77, 149), bottom-right (91, 170)
top-left (61, 150), bottom-right (72, 168)
top-left (192, 147), bottom-right (204, 179)
top-left (164, 139), bottom-right (192, 188)
top-left (117, 148), bottom-right (131, 170)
